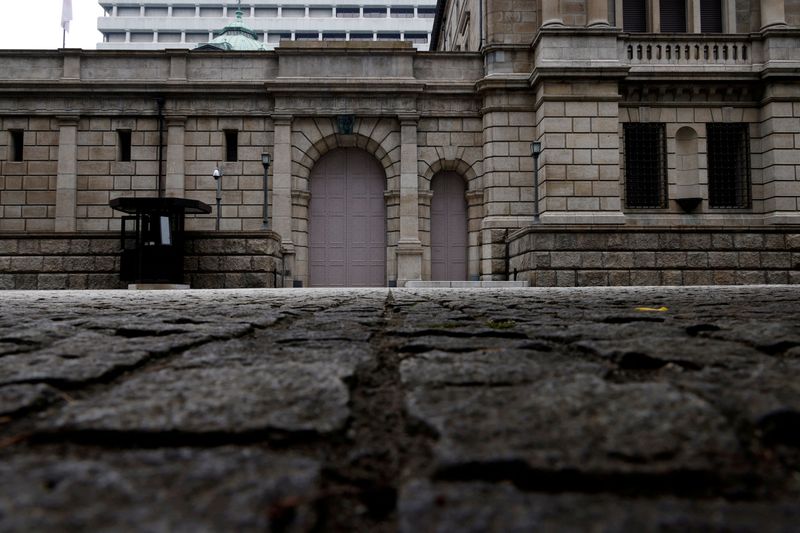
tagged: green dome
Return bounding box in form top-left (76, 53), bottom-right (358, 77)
top-left (195, 7), bottom-right (265, 51)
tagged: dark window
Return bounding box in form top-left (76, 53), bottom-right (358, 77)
top-left (295, 32), bottom-right (320, 40)
top-left (660, 0), bottom-right (687, 32)
top-left (418, 7), bottom-right (436, 18)
top-left (225, 130), bottom-right (238, 162)
top-left (336, 7), bottom-right (360, 18)
top-left (363, 7), bottom-right (387, 18)
top-left (707, 123), bottom-right (751, 208)
top-left (623, 0), bottom-right (647, 32)
top-left (624, 123), bottom-right (668, 208)
top-left (118, 130), bottom-right (132, 162)
top-left (700, 0), bottom-right (723, 32)
top-left (9, 130), bottom-right (23, 161)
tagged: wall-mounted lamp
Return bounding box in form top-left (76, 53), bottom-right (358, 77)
top-left (530, 141), bottom-right (542, 223)
top-left (261, 153), bottom-right (271, 229)
top-left (213, 165), bottom-right (223, 231)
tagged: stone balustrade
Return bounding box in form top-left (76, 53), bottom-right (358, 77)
top-left (621, 35), bottom-right (755, 67)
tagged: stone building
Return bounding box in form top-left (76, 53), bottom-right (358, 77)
top-left (97, 0), bottom-right (438, 51)
top-left (1, 0), bottom-right (799, 289)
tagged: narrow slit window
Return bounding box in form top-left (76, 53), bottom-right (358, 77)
top-left (707, 123), bottom-right (751, 208)
top-left (225, 130), bottom-right (238, 162)
top-left (624, 123), bottom-right (668, 208)
top-left (118, 130), bottom-right (132, 162)
top-left (9, 130), bottom-right (24, 162)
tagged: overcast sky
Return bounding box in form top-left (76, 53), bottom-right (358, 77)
top-left (0, 0), bottom-right (103, 50)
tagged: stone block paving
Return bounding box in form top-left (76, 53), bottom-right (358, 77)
top-left (0, 286), bottom-right (799, 531)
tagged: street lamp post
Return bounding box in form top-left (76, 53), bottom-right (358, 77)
top-left (530, 141), bottom-right (542, 223)
top-left (261, 153), bottom-right (271, 229)
top-left (213, 165), bottom-right (223, 231)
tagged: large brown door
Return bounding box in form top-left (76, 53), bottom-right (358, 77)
top-left (430, 172), bottom-right (467, 281)
top-left (309, 148), bottom-right (386, 287)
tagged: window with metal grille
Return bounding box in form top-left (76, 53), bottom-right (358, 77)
top-left (700, 0), bottom-right (723, 32)
top-left (9, 130), bottom-right (24, 161)
top-left (623, 0), bottom-right (647, 32)
top-left (707, 123), bottom-right (751, 208)
top-left (624, 123), bottom-right (668, 208)
top-left (118, 130), bottom-right (132, 162)
top-left (660, 0), bottom-right (687, 32)
top-left (224, 130), bottom-right (238, 162)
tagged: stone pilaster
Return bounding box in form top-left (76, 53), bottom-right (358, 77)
top-left (272, 116), bottom-right (295, 286)
top-left (587, 0), bottom-right (610, 26)
top-left (165, 116), bottom-right (186, 198)
top-left (55, 115), bottom-right (79, 233)
top-left (396, 115), bottom-right (423, 286)
top-left (542, 1), bottom-right (564, 26)
top-left (761, 0), bottom-right (786, 29)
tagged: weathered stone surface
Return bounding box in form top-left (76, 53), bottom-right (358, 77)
top-left (0, 448), bottom-right (319, 532)
top-left (399, 481), bottom-right (800, 532)
top-left (0, 287), bottom-right (799, 531)
top-left (406, 377), bottom-right (742, 475)
top-left (50, 362), bottom-right (351, 434)
top-left (0, 384), bottom-right (61, 416)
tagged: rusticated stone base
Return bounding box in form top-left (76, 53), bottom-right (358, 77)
top-left (507, 227), bottom-right (800, 286)
top-left (0, 232), bottom-right (283, 290)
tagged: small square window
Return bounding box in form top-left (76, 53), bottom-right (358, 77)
top-left (225, 130), bottom-right (238, 162)
top-left (9, 130), bottom-right (24, 162)
top-left (118, 130), bottom-right (132, 162)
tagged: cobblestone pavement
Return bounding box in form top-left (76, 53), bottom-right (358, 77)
top-left (0, 286), bottom-right (799, 532)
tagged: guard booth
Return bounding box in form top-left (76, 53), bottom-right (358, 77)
top-left (110, 197), bottom-right (211, 285)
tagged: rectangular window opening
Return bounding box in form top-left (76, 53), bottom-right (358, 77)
top-left (624, 123), bottom-right (668, 209)
top-left (707, 123), bottom-right (751, 208)
top-left (9, 130), bottom-right (24, 162)
top-left (224, 130), bottom-right (238, 162)
top-left (623, 0), bottom-right (647, 32)
top-left (660, 0), bottom-right (687, 32)
top-left (118, 130), bottom-right (132, 162)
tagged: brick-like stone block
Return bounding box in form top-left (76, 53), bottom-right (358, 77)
top-left (603, 252), bottom-right (634, 269)
top-left (656, 252), bottom-right (687, 269)
top-left (658, 234), bottom-right (682, 250)
top-left (550, 252), bottom-right (581, 268)
top-left (712, 234), bottom-right (734, 249)
top-left (68, 274), bottom-right (88, 289)
top-left (535, 270), bottom-right (557, 287)
top-left (789, 271), bottom-right (800, 285)
top-left (0, 275), bottom-right (15, 290)
top-left (63, 256), bottom-right (95, 272)
top-left (10, 256), bottom-right (43, 272)
top-left (86, 274), bottom-right (122, 289)
top-left (661, 270), bottom-right (683, 285)
top-left (736, 271), bottom-right (766, 285)
top-left (764, 234), bottom-right (786, 250)
top-left (633, 252), bottom-right (656, 268)
top-left (734, 234), bottom-right (764, 250)
top-left (761, 252), bottom-right (792, 269)
top-left (222, 256), bottom-right (254, 272)
top-left (713, 270), bottom-right (736, 285)
top-left (38, 239), bottom-right (71, 255)
top-left (580, 252), bottom-right (603, 268)
top-left (577, 271), bottom-right (607, 286)
top-left (630, 270), bottom-right (660, 286)
top-left (608, 270), bottom-right (631, 286)
top-left (685, 252), bottom-right (708, 268)
top-left (787, 234), bottom-right (800, 250)
top-left (556, 270), bottom-right (576, 287)
top-left (684, 271), bottom-right (713, 285)
top-left (14, 274), bottom-right (37, 290)
top-left (766, 271), bottom-right (789, 284)
top-left (737, 252), bottom-right (761, 268)
top-left (708, 252), bottom-right (738, 268)
top-left (37, 274), bottom-right (68, 290)
top-left (680, 233), bottom-right (712, 250)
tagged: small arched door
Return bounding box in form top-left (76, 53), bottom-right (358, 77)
top-left (309, 148), bottom-right (386, 287)
top-left (430, 171), bottom-right (468, 281)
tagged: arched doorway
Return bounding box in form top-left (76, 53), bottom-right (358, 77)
top-left (308, 148), bottom-right (386, 287)
top-left (430, 171), bottom-right (467, 281)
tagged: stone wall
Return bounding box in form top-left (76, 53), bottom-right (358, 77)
top-left (507, 227), bottom-right (800, 286)
top-left (0, 232), bottom-right (283, 290)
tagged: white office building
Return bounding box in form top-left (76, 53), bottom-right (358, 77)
top-left (97, 0), bottom-right (438, 50)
